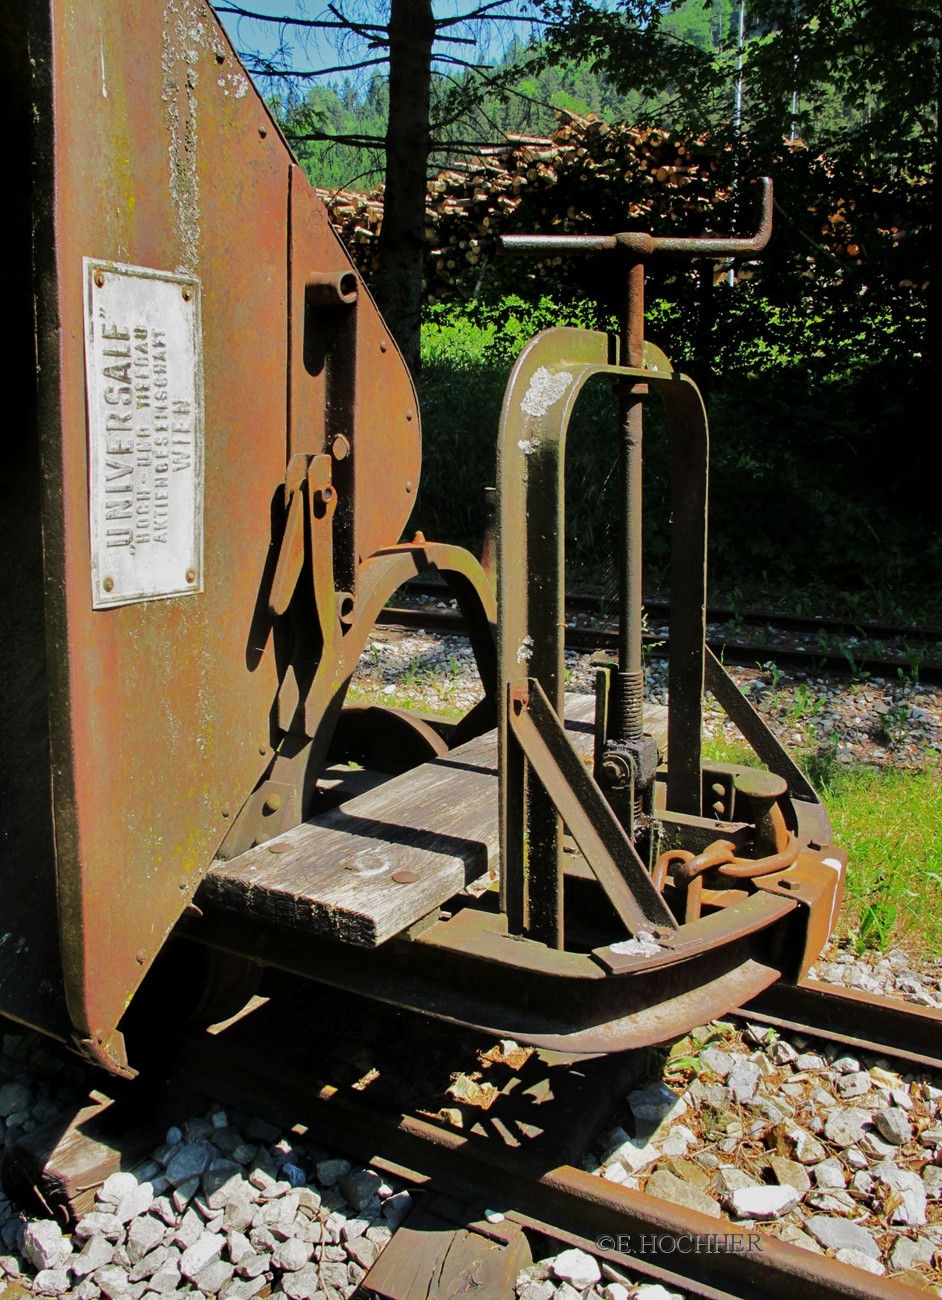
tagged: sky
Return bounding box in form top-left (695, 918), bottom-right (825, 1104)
top-left (214, 1), bottom-right (544, 91)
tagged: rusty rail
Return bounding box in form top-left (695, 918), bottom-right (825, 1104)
top-left (374, 603), bottom-right (942, 684)
top-left (739, 979), bottom-right (942, 1074)
top-left (175, 1017), bottom-right (926, 1300)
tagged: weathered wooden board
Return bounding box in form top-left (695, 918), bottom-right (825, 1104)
top-left (201, 698), bottom-right (668, 949)
top-left (0, 1086), bottom-right (201, 1226)
top-left (359, 1202), bottom-right (531, 1299)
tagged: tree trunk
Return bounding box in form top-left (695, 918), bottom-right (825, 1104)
top-left (373, 0), bottom-right (435, 374)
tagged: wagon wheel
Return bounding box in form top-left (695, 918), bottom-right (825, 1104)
top-left (119, 938), bottom-right (261, 1065)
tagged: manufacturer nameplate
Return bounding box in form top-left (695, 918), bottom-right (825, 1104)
top-left (84, 259), bottom-right (204, 608)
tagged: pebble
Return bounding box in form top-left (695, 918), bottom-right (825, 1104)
top-left (807, 1215), bottom-right (881, 1259)
top-left (728, 1060), bottom-right (762, 1103)
top-left (727, 1185), bottom-right (799, 1220)
top-left (768, 1155), bottom-right (811, 1196)
top-left (776, 1123), bottom-right (827, 1164)
top-left (834, 1246), bottom-right (886, 1275)
top-left (549, 1248), bottom-right (600, 1288)
top-left (644, 1170), bottom-right (721, 1218)
top-left (627, 1081), bottom-right (687, 1137)
top-left (823, 1109), bottom-right (870, 1148)
top-left (872, 1160), bottom-right (927, 1226)
top-left (22, 1221), bottom-right (73, 1272)
top-left (813, 1158), bottom-right (846, 1189)
top-left (874, 1107), bottom-right (912, 1146)
top-left (1, 645), bottom-right (941, 1297)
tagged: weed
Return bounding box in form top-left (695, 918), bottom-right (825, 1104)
top-left (852, 892), bottom-right (898, 953)
top-left (803, 735), bottom-right (841, 789)
top-left (826, 764), bottom-right (942, 955)
top-left (840, 644), bottom-right (871, 682)
top-left (879, 702), bottom-right (912, 748)
top-left (401, 655), bottom-right (427, 688)
top-left (898, 656), bottom-right (923, 688)
top-left (762, 660), bottom-right (784, 693)
top-left (788, 683), bottom-right (824, 723)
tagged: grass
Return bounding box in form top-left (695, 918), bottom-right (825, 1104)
top-left (703, 734), bottom-right (942, 958)
top-left (824, 764), bottom-right (942, 957)
top-left (344, 683), bottom-right (467, 720)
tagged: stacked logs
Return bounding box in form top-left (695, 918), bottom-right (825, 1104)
top-left (315, 113), bottom-right (733, 303)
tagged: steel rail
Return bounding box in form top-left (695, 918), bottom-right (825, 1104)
top-left (738, 979), bottom-right (942, 1075)
top-left (397, 579), bottom-right (942, 650)
top-left (375, 604), bottom-right (942, 684)
top-left (177, 1022), bottom-right (926, 1300)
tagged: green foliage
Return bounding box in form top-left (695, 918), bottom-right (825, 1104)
top-left (416, 295), bottom-right (618, 552)
top-left (417, 289), bottom-right (942, 624)
top-left (280, 78), bottom-right (388, 192)
top-left (855, 897), bottom-right (897, 954)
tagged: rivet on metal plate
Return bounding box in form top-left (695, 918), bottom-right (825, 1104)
top-left (103, 577), bottom-right (114, 593)
top-left (186, 568), bottom-right (197, 583)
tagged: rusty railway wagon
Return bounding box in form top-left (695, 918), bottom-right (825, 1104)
top-left (2, 0), bottom-right (846, 1079)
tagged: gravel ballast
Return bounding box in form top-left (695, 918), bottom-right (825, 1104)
top-left (1, 626), bottom-right (939, 1298)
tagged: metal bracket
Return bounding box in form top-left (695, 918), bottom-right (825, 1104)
top-left (507, 676), bottom-right (677, 945)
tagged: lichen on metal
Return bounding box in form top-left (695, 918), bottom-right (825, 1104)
top-left (520, 366), bottom-right (573, 418)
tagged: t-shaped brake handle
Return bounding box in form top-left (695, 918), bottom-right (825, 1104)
top-left (496, 178), bottom-right (773, 787)
top-left (499, 177), bottom-right (772, 261)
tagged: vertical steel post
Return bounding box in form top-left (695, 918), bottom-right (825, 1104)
top-left (611, 259), bottom-right (647, 748)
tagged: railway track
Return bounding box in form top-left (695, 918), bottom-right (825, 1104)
top-left (380, 583), bottom-right (942, 684)
top-left (5, 972), bottom-right (940, 1299)
top-left (167, 974), bottom-right (940, 1300)
top-left (741, 979), bottom-right (942, 1076)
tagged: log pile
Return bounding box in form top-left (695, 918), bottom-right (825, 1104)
top-left (315, 113), bottom-right (733, 303)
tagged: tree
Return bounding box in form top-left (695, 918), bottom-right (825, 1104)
top-left (538, 1), bottom-right (938, 367)
top-left (218, 1), bottom-right (545, 371)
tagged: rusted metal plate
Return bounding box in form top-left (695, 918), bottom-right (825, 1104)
top-left (26, 0), bottom-right (420, 1070)
top-left (83, 260), bottom-right (203, 608)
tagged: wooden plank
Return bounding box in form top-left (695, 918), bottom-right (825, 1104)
top-left (0, 1086), bottom-right (201, 1226)
top-left (360, 1202), bottom-right (531, 1299)
top-left (201, 698), bottom-right (668, 949)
